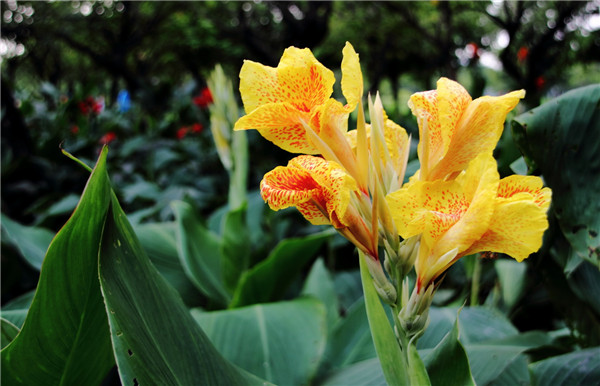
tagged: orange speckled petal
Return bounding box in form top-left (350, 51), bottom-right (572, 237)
top-left (341, 42), bottom-right (363, 109)
top-left (408, 89), bottom-right (441, 178)
top-left (289, 156), bottom-right (358, 227)
top-left (239, 47), bottom-right (335, 116)
top-left (429, 89), bottom-right (525, 180)
top-left (386, 179), bottom-right (430, 239)
top-left (498, 175), bottom-right (552, 211)
top-left (238, 60), bottom-right (280, 114)
top-left (260, 164), bottom-right (320, 210)
top-left (437, 77), bottom-right (471, 159)
top-left (234, 102), bottom-right (319, 154)
top-left (278, 47), bottom-right (335, 112)
top-left (429, 153), bottom-right (499, 258)
top-left (462, 198), bottom-right (549, 262)
top-left (260, 156), bottom-right (357, 227)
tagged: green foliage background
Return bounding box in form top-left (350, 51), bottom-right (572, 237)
top-left (1, 1), bottom-right (600, 385)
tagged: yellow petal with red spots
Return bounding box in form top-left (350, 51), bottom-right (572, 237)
top-left (234, 102), bottom-right (319, 154)
top-left (387, 153), bottom-right (499, 285)
top-left (429, 89), bottom-right (525, 180)
top-left (437, 78), bottom-right (471, 161)
top-left (238, 48), bottom-right (334, 115)
top-left (408, 89), bottom-right (440, 179)
top-left (462, 199), bottom-right (549, 262)
top-left (429, 153), bottom-right (499, 258)
top-left (462, 175), bottom-right (551, 261)
top-left (497, 175), bottom-right (552, 211)
top-left (260, 155), bottom-right (357, 227)
top-left (341, 42), bottom-right (363, 110)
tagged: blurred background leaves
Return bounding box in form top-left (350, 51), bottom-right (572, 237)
top-left (1, 1), bottom-right (600, 384)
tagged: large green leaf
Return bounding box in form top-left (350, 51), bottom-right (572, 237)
top-left (423, 316), bottom-right (475, 386)
top-left (1, 147), bottom-right (114, 385)
top-left (99, 192), bottom-right (266, 385)
top-left (0, 319), bottom-right (19, 350)
top-left (321, 357), bottom-right (386, 386)
top-left (171, 200), bottom-right (231, 306)
top-left (324, 297), bottom-right (377, 370)
top-left (512, 85), bottom-right (600, 265)
top-left (419, 307), bottom-right (552, 385)
top-left (302, 258), bottom-right (340, 329)
top-left (230, 231), bottom-right (332, 307)
top-left (495, 259), bottom-right (527, 310)
top-left (1, 213), bottom-right (55, 270)
top-left (359, 252), bottom-right (411, 385)
top-left (529, 347), bottom-right (600, 386)
top-left (133, 221), bottom-right (201, 305)
top-left (191, 298), bottom-right (326, 385)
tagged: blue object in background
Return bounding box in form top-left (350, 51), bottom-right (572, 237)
top-left (117, 90), bottom-right (131, 112)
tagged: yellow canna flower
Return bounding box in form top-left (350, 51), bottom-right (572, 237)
top-left (409, 77), bottom-right (525, 181)
top-left (234, 43), bottom-right (362, 155)
top-left (387, 153), bottom-right (497, 290)
top-left (260, 155), bottom-right (376, 257)
top-left (387, 153), bottom-right (551, 291)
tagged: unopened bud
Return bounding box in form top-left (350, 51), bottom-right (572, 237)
top-left (398, 236), bottom-right (420, 276)
top-left (364, 253), bottom-right (397, 305)
top-left (398, 283), bottom-right (435, 340)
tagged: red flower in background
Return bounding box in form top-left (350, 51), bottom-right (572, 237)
top-left (193, 87), bottom-right (213, 108)
top-left (176, 127), bottom-right (189, 140)
top-left (517, 46), bottom-right (529, 62)
top-left (70, 125), bottom-right (79, 135)
top-left (176, 123), bottom-right (203, 140)
top-left (535, 76), bottom-right (546, 90)
top-left (99, 131), bottom-right (117, 145)
top-left (79, 96), bottom-right (104, 116)
top-left (191, 123), bottom-right (203, 133)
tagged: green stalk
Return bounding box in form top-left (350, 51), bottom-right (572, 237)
top-left (470, 256), bottom-right (482, 306)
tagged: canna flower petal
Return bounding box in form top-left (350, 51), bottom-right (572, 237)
top-left (260, 155), bottom-right (358, 228)
top-left (462, 175), bottom-right (552, 261)
top-left (235, 44), bottom-right (364, 158)
top-left (341, 42), bottom-right (363, 110)
top-left (431, 89), bottom-right (525, 180)
top-left (238, 47), bottom-right (335, 114)
top-left (387, 153), bottom-right (499, 287)
top-left (234, 102), bottom-right (318, 154)
top-left (409, 77), bottom-right (524, 181)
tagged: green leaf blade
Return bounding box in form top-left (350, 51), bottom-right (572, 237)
top-left (1, 147), bottom-right (114, 386)
top-left (100, 194), bottom-right (266, 385)
top-left (192, 298), bottom-right (327, 385)
top-left (230, 231), bottom-right (332, 307)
